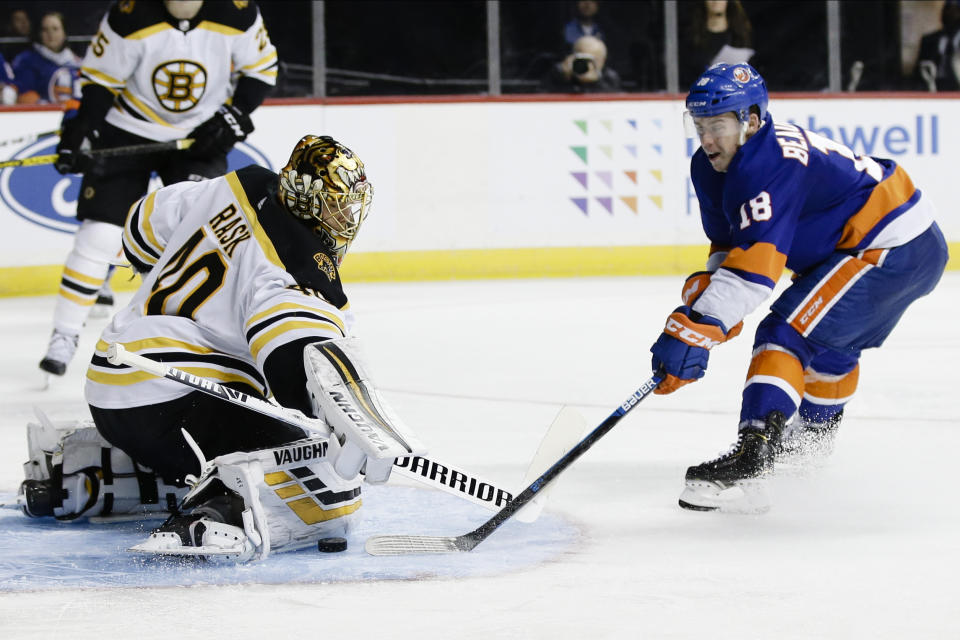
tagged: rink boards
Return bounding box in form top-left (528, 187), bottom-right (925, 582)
top-left (0, 94), bottom-right (957, 295)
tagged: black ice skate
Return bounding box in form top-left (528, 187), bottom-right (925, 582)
top-left (775, 410), bottom-right (842, 469)
top-left (38, 329), bottom-right (79, 377)
top-left (678, 412), bottom-right (785, 514)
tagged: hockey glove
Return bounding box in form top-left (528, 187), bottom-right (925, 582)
top-left (54, 112), bottom-right (93, 175)
top-left (188, 104), bottom-right (254, 158)
top-left (650, 306), bottom-right (739, 395)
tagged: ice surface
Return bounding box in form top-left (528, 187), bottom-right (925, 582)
top-left (0, 274), bottom-right (957, 639)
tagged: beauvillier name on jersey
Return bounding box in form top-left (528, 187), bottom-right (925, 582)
top-left (688, 112), bottom-right (935, 333)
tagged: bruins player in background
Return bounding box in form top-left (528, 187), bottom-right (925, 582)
top-left (40, 0), bottom-right (277, 378)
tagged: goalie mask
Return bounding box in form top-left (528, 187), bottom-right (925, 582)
top-left (278, 135), bottom-right (373, 265)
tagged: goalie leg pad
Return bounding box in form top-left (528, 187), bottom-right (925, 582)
top-left (305, 338), bottom-right (426, 483)
top-left (131, 435), bottom-right (362, 562)
top-left (20, 412), bottom-right (186, 520)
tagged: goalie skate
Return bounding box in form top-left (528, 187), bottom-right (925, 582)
top-left (128, 513), bottom-right (255, 562)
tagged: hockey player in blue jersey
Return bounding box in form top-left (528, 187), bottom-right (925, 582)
top-left (649, 63), bottom-right (949, 512)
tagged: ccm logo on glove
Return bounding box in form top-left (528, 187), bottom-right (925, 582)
top-left (664, 312), bottom-right (725, 349)
top-left (221, 108), bottom-right (246, 138)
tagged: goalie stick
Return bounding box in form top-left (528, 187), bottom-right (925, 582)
top-left (106, 343), bottom-right (544, 516)
top-left (364, 373), bottom-right (663, 556)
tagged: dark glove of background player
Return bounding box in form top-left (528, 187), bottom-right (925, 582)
top-left (54, 112), bottom-right (94, 175)
top-left (54, 84), bottom-right (114, 175)
top-left (188, 104), bottom-right (254, 158)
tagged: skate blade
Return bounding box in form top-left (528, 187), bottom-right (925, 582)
top-left (128, 531), bottom-right (252, 559)
top-left (679, 480), bottom-right (771, 514)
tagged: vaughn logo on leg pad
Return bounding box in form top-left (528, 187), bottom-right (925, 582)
top-left (273, 441), bottom-right (329, 465)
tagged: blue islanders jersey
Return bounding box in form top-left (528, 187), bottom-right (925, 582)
top-left (0, 53), bottom-right (13, 86)
top-left (689, 112), bottom-right (935, 332)
top-left (12, 44), bottom-right (80, 104)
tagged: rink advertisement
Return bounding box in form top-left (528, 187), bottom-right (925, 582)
top-left (0, 96), bottom-right (956, 293)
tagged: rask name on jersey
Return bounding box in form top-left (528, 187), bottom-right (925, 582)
top-left (86, 166), bottom-right (349, 411)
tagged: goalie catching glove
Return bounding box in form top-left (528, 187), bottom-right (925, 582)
top-left (188, 104), bottom-right (254, 158)
top-left (650, 305), bottom-right (741, 394)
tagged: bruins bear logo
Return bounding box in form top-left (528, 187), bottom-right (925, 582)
top-left (313, 252), bottom-right (337, 282)
top-left (153, 60), bottom-right (207, 112)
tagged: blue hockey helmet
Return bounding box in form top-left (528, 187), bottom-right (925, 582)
top-left (685, 63), bottom-right (768, 124)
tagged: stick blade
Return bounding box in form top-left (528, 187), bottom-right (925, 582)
top-left (364, 535), bottom-right (468, 556)
top-left (515, 406), bottom-right (588, 523)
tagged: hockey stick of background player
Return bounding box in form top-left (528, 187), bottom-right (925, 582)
top-left (0, 138), bottom-right (195, 169)
top-left (0, 129), bottom-right (59, 148)
top-left (106, 343), bottom-right (538, 515)
top-left (365, 372), bottom-right (663, 556)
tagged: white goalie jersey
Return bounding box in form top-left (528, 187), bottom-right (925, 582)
top-left (85, 165), bottom-right (351, 410)
top-left (80, 0), bottom-right (277, 141)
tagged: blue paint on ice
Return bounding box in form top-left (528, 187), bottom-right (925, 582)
top-left (0, 485), bottom-right (581, 591)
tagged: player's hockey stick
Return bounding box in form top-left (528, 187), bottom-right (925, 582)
top-left (0, 128), bottom-right (59, 147)
top-left (106, 343), bottom-right (526, 514)
top-left (365, 373), bottom-right (663, 556)
top-left (0, 138), bottom-right (194, 169)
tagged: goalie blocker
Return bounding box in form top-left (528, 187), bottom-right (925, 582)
top-left (305, 339), bottom-right (426, 483)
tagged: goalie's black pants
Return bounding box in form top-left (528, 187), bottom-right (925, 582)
top-left (89, 389), bottom-right (308, 486)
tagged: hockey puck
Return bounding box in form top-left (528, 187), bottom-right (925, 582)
top-left (317, 537), bottom-right (348, 553)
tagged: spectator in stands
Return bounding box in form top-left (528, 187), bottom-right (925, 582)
top-left (13, 11), bottom-right (80, 104)
top-left (0, 51), bottom-right (15, 104)
top-left (2, 8), bottom-right (31, 58)
top-left (564, 1), bottom-right (605, 48)
top-left (679, 0), bottom-right (754, 88)
top-left (915, 0), bottom-right (960, 91)
top-left (543, 34), bottom-right (621, 93)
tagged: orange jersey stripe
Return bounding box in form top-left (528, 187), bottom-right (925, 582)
top-left (837, 165), bottom-right (916, 250)
top-left (787, 256), bottom-right (872, 336)
top-left (721, 242), bottom-right (787, 283)
top-left (804, 364), bottom-right (860, 402)
top-left (746, 348), bottom-right (804, 397)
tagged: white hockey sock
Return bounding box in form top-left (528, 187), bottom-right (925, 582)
top-left (52, 220), bottom-right (123, 334)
